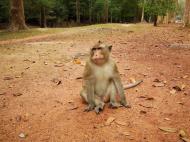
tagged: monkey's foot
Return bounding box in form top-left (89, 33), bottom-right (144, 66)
top-left (94, 103), bottom-right (105, 114)
top-left (109, 102), bottom-right (122, 109)
top-left (120, 100), bottom-right (131, 108)
top-left (84, 104), bottom-right (95, 112)
top-left (123, 104), bottom-right (131, 108)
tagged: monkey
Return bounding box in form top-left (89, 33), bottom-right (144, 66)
top-left (80, 41), bottom-right (142, 114)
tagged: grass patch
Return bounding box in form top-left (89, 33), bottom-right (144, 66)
top-left (0, 23), bottom-right (152, 41)
top-left (0, 28), bottom-right (66, 41)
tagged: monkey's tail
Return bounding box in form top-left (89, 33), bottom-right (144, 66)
top-left (124, 80), bottom-right (143, 90)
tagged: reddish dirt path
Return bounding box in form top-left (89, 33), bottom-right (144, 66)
top-left (0, 24), bottom-right (190, 142)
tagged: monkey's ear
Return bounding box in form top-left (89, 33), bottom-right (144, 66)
top-left (108, 45), bottom-right (112, 51)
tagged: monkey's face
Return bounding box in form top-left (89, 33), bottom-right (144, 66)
top-left (91, 43), bottom-right (112, 66)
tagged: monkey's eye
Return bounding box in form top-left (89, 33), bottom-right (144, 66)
top-left (97, 47), bottom-right (102, 50)
top-left (92, 48), bottom-right (96, 51)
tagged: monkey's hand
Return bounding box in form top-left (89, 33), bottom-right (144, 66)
top-left (120, 100), bottom-right (131, 108)
top-left (84, 104), bottom-right (95, 112)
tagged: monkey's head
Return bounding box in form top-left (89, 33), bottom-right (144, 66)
top-left (90, 41), bottom-right (112, 65)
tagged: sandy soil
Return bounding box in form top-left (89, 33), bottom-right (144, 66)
top-left (0, 24), bottom-right (190, 142)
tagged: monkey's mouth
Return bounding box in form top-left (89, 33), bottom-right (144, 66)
top-left (94, 58), bottom-right (105, 64)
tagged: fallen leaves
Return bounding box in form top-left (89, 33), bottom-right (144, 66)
top-left (139, 104), bottom-right (153, 108)
top-left (170, 89), bottom-right (177, 95)
top-left (159, 127), bottom-right (177, 133)
top-left (179, 129), bottom-right (190, 142)
top-left (152, 78), bottom-right (167, 87)
top-left (179, 130), bottom-right (187, 138)
top-left (3, 76), bottom-right (13, 80)
top-left (152, 82), bottom-right (165, 87)
top-left (115, 120), bottom-right (127, 126)
top-left (66, 101), bottom-right (78, 111)
top-left (181, 137), bottom-right (190, 142)
top-left (51, 78), bottom-right (62, 86)
top-left (105, 117), bottom-right (115, 126)
top-left (140, 110), bottom-right (147, 114)
top-left (0, 92), bottom-right (6, 96)
top-left (18, 133), bottom-right (27, 138)
top-left (13, 93), bottom-right (23, 97)
top-left (73, 58), bottom-right (81, 64)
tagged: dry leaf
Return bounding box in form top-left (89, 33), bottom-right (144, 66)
top-left (76, 77), bottom-right (83, 80)
top-left (181, 84), bottom-right (186, 90)
top-left (146, 97), bottom-right (154, 100)
top-left (153, 79), bottom-right (161, 82)
top-left (54, 64), bottom-right (64, 67)
top-left (159, 127), bottom-right (177, 133)
top-left (73, 58), bottom-right (81, 64)
top-left (121, 132), bottom-right (130, 136)
top-left (0, 92), bottom-right (6, 95)
top-left (139, 104), bottom-right (153, 108)
top-left (115, 120), bottom-right (127, 126)
top-left (179, 130), bottom-right (187, 138)
top-left (4, 76), bottom-right (13, 80)
top-left (51, 78), bottom-right (62, 85)
top-left (170, 89), bottom-right (176, 95)
top-left (152, 83), bottom-right (165, 87)
top-left (140, 110), bottom-right (147, 114)
top-left (181, 138), bottom-right (190, 142)
top-left (177, 102), bottom-right (184, 105)
top-left (105, 117), bottom-right (115, 126)
top-left (164, 118), bottom-right (170, 121)
top-left (67, 105), bottom-right (78, 110)
top-left (19, 133), bottom-right (27, 138)
top-left (129, 78), bottom-right (136, 83)
top-left (124, 67), bottom-right (131, 70)
top-left (173, 86), bottom-right (182, 91)
top-left (13, 93), bottom-right (23, 97)
top-left (182, 75), bottom-right (188, 79)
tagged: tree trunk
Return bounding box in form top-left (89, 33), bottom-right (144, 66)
top-left (9, 0), bottom-right (27, 31)
top-left (104, 0), bottom-right (109, 23)
top-left (89, 0), bottom-right (92, 23)
top-left (110, 11), bottom-right (113, 23)
top-left (184, 0), bottom-right (190, 27)
top-left (76, 0), bottom-right (80, 24)
top-left (40, 6), bottom-right (46, 28)
top-left (153, 15), bottom-right (158, 26)
top-left (141, 0), bottom-right (145, 22)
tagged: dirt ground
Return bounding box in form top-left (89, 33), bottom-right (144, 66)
top-left (0, 24), bottom-right (190, 142)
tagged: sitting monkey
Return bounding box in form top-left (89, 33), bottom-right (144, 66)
top-left (80, 41), bottom-right (131, 114)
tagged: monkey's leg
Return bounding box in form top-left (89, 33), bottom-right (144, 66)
top-left (107, 82), bottom-right (122, 108)
top-left (94, 98), bottom-right (105, 114)
top-left (80, 90), bottom-right (88, 103)
top-left (80, 90), bottom-right (104, 113)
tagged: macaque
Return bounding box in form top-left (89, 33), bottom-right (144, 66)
top-left (80, 41), bottom-right (141, 114)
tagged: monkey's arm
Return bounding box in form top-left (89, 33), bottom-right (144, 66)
top-left (113, 65), bottom-right (128, 107)
top-left (83, 62), bottom-right (96, 111)
top-left (124, 80), bottom-right (143, 90)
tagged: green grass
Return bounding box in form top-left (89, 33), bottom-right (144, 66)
top-left (0, 28), bottom-right (67, 41)
top-left (0, 23), bottom-right (152, 41)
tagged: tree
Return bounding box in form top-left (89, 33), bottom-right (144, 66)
top-left (104, 0), bottom-right (109, 23)
top-left (145, 0), bottom-right (176, 26)
top-left (76, 0), bottom-right (80, 24)
top-left (9, 0), bottom-right (27, 31)
top-left (38, 0), bottom-right (55, 28)
top-left (184, 0), bottom-right (190, 26)
top-left (0, 0), bottom-right (9, 23)
top-left (89, 0), bottom-right (92, 23)
top-left (139, 0), bottom-right (146, 22)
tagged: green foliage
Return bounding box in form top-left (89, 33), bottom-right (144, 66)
top-left (0, 0), bottom-right (9, 22)
top-left (0, 0), bottom-right (179, 26)
top-left (145, 0), bottom-right (176, 16)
